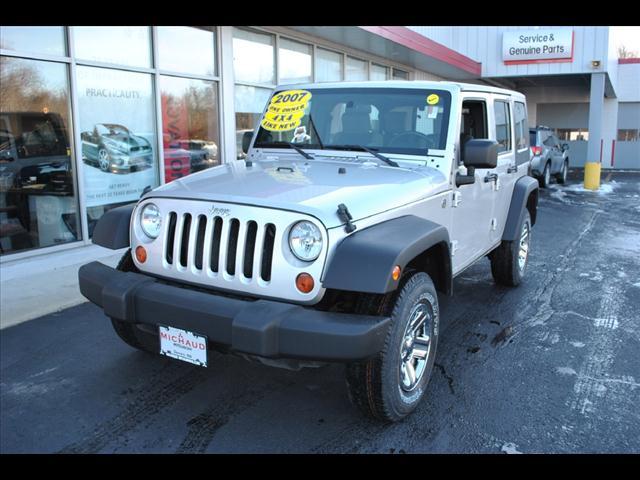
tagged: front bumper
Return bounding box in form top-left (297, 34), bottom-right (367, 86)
top-left (79, 262), bottom-right (391, 362)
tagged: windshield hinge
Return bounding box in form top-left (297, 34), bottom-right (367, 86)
top-left (337, 204), bottom-right (357, 233)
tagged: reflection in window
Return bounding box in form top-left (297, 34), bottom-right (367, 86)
top-left (76, 66), bottom-right (158, 235)
top-left (370, 64), bottom-right (389, 81)
top-left (0, 56), bottom-right (80, 255)
top-left (0, 26), bottom-right (67, 57)
top-left (316, 48), bottom-right (342, 82)
top-left (514, 101), bottom-right (527, 150)
top-left (617, 129), bottom-right (639, 142)
top-left (556, 128), bottom-right (589, 141)
top-left (156, 27), bottom-right (215, 76)
top-left (393, 69), bottom-right (409, 80)
top-left (494, 100), bottom-right (511, 153)
top-left (233, 28), bottom-right (275, 85)
top-left (160, 76), bottom-right (220, 183)
top-left (279, 38), bottom-right (312, 84)
top-left (234, 85), bottom-right (272, 159)
top-left (72, 26), bottom-right (151, 68)
top-left (345, 57), bottom-right (367, 81)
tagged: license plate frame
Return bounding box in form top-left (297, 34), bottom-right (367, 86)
top-left (159, 325), bottom-right (208, 367)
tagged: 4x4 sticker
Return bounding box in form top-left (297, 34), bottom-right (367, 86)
top-left (426, 94), bottom-right (440, 105)
top-left (261, 90), bottom-right (312, 131)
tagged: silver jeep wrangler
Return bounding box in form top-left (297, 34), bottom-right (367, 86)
top-left (79, 81), bottom-right (538, 422)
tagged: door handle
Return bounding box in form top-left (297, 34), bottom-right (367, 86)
top-left (507, 164), bottom-right (518, 174)
top-left (484, 173), bottom-right (498, 183)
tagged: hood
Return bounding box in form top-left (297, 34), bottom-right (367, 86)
top-left (147, 154), bottom-right (449, 228)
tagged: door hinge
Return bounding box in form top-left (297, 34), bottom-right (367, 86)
top-left (491, 218), bottom-right (498, 231)
top-left (450, 240), bottom-right (458, 256)
top-left (452, 191), bottom-right (462, 208)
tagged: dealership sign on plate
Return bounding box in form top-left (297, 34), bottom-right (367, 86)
top-left (503, 29), bottom-right (574, 64)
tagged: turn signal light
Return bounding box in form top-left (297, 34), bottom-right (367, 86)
top-left (135, 246), bottom-right (147, 263)
top-left (296, 273), bottom-right (315, 293)
top-left (392, 265), bottom-right (401, 281)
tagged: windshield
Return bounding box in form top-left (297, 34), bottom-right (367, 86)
top-left (254, 87), bottom-right (452, 156)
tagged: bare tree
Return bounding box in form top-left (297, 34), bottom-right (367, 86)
top-left (618, 45), bottom-right (639, 59)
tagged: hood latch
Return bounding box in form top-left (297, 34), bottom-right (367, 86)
top-left (337, 204), bottom-right (357, 234)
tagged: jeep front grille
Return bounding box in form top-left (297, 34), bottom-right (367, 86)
top-left (164, 212), bottom-right (276, 283)
top-left (132, 198), bottom-right (328, 303)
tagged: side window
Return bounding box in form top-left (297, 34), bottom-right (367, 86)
top-left (494, 100), bottom-right (511, 153)
top-left (514, 101), bottom-right (527, 150)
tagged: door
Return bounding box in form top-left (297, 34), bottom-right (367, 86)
top-left (490, 97), bottom-right (518, 244)
top-left (450, 96), bottom-right (496, 273)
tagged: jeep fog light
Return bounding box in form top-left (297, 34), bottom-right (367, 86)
top-left (140, 203), bottom-right (162, 238)
top-left (288, 221), bottom-right (322, 261)
top-left (296, 273), bottom-right (315, 293)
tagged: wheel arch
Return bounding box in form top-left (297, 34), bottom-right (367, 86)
top-left (503, 175), bottom-right (539, 242)
top-left (322, 215), bottom-right (452, 296)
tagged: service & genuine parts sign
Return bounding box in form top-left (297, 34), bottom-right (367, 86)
top-left (503, 29), bottom-right (574, 64)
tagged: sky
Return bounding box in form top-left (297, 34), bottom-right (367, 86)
top-left (611, 26), bottom-right (640, 55)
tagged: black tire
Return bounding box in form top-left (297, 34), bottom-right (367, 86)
top-left (538, 162), bottom-right (551, 188)
top-left (556, 159), bottom-right (569, 184)
top-left (345, 272), bottom-right (440, 422)
top-left (110, 249), bottom-right (158, 354)
top-left (490, 210), bottom-right (532, 287)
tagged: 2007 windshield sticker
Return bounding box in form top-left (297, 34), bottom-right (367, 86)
top-left (261, 90), bottom-right (312, 131)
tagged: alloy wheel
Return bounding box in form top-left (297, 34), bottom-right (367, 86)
top-left (399, 302), bottom-right (432, 392)
top-left (518, 220), bottom-right (530, 272)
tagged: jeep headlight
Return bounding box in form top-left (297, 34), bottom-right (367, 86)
top-left (289, 221), bottom-right (322, 261)
top-left (140, 203), bottom-right (162, 239)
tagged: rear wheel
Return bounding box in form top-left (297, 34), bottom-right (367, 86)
top-left (556, 159), bottom-right (569, 184)
top-left (345, 272), bottom-right (439, 422)
top-left (110, 249), bottom-right (158, 354)
top-left (490, 210), bottom-right (532, 287)
top-left (98, 148), bottom-right (110, 172)
top-left (538, 162), bottom-right (551, 188)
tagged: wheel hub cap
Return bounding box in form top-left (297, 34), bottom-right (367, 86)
top-left (399, 303), bottom-right (432, 392)
top-left (518, 221), bottom-right (530, 272)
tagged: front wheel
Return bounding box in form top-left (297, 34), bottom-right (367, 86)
top-left (489, 210), bottom-right (532, 287)
top-left (98, 148), bottom-right (110, 172)
top-left (345, 272), bottom-right (439, 422)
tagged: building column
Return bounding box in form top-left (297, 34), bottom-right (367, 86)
top-left (219, 26), bottom-right (237, 164)
top-left (586, 73), bottom-right (605, 164)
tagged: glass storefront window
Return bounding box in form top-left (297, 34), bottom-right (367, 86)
top-left (393, 69), bottom-right (409, 80)
top-left (345, 56), bottom-right (367, 81)
top-left (233, 28), bottom-right (275, 85)
top-left (72, 27), bottom-right (151, 68)
top-left (370, 64), bottom-right (390, 81)
top-left (279, 38), bottom-right (312, 84)
top-left (0, 26), bottom-right (67, 57)
top-left (234, 85), bottom-right (272, 159)
top-left (0, 56), bottom-right (80, 255)
top-left (160, 76), bottom-right (220, 183)
top-left (156, 27), bottom-right (215, 77)
top-left (75, 65), bottom-right (158, 236)
top-left (315, 48), bottom-right (342, 82)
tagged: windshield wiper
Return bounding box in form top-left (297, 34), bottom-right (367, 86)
top-left (259, 141), bottom-right (314, 160)
top-left (308, 115), bottom-right (324, 150)
top-left (327, 144), bottom-right (399, 167)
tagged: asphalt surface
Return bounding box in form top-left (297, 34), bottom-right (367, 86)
top-left (2, 171), bottom-right (639, 453)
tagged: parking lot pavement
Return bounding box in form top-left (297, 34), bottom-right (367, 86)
top-left (1, 171), bottom-right (639, 454)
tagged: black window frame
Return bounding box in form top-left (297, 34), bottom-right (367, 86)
top-left (494, 99), bottom-right (512, 154)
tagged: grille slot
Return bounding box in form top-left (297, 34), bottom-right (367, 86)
top-left (179, 214), bottom-right (192, 267)
top-left (226, 219), bottom-right (240, 276)
top-left (165, 212), bottom-right (177, 264)
top-left (261, 223), bottom-right (276, 282)
top-left (243, 221), bottom-right (258, 278)
top-left (194, 215), bottom-right (207, 270)
top-left (210, 216), bottom-right (223, 272)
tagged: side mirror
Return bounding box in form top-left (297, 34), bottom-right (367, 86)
top-left (463, 139), bottom-right (498, 169)
top-left (241, 130), bottom-right (254, 154)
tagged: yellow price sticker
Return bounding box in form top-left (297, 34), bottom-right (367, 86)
top-left (426, 94), bottom-right (440, 105)
top-left (261, 89), bottom-right (312, 132)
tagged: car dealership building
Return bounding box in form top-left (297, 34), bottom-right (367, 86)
top-left (0, 25), bottom-right (638, 263)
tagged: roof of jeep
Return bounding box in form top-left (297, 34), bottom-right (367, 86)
top-left (274, 80), bottom-right (524, 98)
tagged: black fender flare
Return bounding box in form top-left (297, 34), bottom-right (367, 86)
top-left (322, 215), bottom-right (451, 295)
top-left (502, 175), bottom-right (538, 242)
top-left (92, 203), bottom-right (136, 249)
